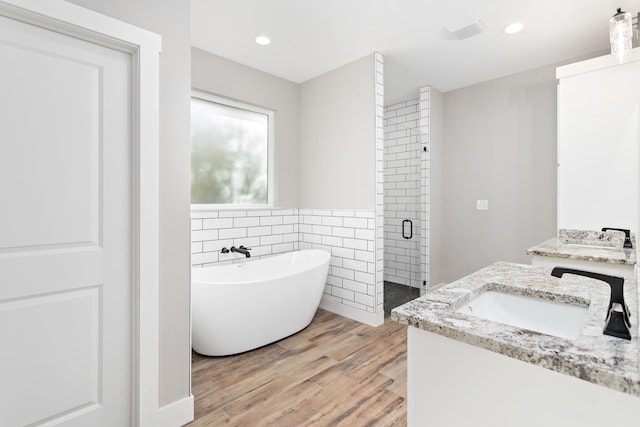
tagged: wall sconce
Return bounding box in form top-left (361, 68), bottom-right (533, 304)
top-left (609, 8), bottom-right (637, 62)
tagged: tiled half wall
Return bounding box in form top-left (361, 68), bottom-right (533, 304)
top-left (191, 209), bottom-right (299, 264)
top-left (191, 207), bottom-right (382, 326)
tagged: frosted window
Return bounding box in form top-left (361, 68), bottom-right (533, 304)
top-left (191, 95), bottom-right (271, 205)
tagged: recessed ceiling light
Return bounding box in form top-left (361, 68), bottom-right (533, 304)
top-left (255, 35), bottom-right (271, 46)
top-left (503, 22), bottom-right (524, 34)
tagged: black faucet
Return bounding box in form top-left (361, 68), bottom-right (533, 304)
top-left (601, 227), bottom-right (633, 249)
top-left (551, 267), bottom-right (631, 340)
top-left (230, 245), bottom-right (251, 258)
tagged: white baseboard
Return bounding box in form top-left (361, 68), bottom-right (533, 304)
top-left (319, 297), bottom-right (384, 327)
top-left (157, 394), bottom-right (194, 427)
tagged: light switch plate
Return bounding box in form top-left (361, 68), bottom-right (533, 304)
top-left (477, 199), bottom-right (489, 210)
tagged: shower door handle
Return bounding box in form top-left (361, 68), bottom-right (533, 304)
top-left (402, 219), bottom-right (413, 239)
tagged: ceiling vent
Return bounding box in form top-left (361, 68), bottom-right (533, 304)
top-left (446, 15), bottom-right (489, 40)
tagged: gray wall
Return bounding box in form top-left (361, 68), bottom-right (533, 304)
top-left (67, 0), bottom-right (192, 406)
top-left (428, 88), bottom-right (444, 286)
top-left (191, 48), bottom-right (301, 208)
top-left (299, 54), bottom-right (377, 209)
top-left (441, 64), bottom-right (558, 283)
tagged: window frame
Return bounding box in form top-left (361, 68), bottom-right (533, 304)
top-left (190, 90), bottom-right (275, 210)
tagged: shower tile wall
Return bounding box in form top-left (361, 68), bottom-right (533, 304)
top-left (384, 100), bottom-right (422, 288)
top-left (191, 208), bottom-right (379, 315)
top-left (419, 86), bottom-right (431, 290)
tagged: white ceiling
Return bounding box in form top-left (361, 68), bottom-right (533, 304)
top-left (191, 0), bottom-right (637, 105)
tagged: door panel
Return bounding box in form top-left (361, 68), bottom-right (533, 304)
top-left (0, 11), bottom-right (131, 427)
top-left (0, 287), bottom-right (101, 426)
top-left (0, 14), bottom-right (103, 251)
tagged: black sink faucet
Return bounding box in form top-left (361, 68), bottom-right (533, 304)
top-left (551, 267), bottom-right (631, 340)
top-left (230, 245), bottom-right (251, 258)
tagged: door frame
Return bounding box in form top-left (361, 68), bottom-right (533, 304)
top-left (0, 1), bottom-right (161, 425)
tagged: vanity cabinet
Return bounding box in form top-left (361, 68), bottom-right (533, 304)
top-left (407, 326), bottom-right (640, 427)
top-left (556, 49), bottom-right (640, 234)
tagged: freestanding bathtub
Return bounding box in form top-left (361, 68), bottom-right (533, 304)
top-left (192, 249), bottom-right (331, 356)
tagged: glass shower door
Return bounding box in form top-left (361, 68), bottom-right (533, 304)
top-left (383, 116), bottom-right (425, 314)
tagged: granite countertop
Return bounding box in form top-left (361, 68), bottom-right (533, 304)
top-left (527, 238), bottom-right (636, 265)
top-left (391, 262), bottom-right (640, 396)
top-left (527, 229), bottom-right (637, 266)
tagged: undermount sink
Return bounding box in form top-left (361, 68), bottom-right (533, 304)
top-left (456, 291), bottom-right (588, 340)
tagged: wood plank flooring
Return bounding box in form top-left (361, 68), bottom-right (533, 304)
top-left (188, 309), bottom-right (407, 426)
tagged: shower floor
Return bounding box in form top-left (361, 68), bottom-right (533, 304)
top-left (384, 281), bottom-right (420, 317)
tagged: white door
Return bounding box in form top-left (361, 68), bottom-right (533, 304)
top-left (0, 10), bottom-right (133, 427)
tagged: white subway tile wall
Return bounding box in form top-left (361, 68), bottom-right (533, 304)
top-left (191, 208), bottom-right (300, 266)
top-left (191, 207), bottom-right (380, 314)
top-left (384, 98), bottom-right (424, 288)
top-left (299, 208), bottom-right (377, 313)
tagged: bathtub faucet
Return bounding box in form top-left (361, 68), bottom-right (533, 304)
top-left (230, 245), bottom-right (251, 258)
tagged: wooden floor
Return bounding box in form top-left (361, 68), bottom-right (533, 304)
top-left (188, 309), bottom-right (407, 426)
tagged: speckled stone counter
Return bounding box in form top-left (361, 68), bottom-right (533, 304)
top-left (527, 228), bottom-right (636, 266)
top-left (527, 238), bottom-right (636, 266)
top-left (391, 262), bottom-right (640, 396)
top-left (559, 228), bottom-right (628, 247)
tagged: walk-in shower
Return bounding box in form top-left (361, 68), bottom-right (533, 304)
top-left (383, 87), bottom-right (431, 315)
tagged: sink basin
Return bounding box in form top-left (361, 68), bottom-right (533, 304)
top-left (456, 291), bottom-right (588, 340)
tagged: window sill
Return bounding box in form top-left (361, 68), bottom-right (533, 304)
top-left (190, 204), bottom-right (279, 212)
